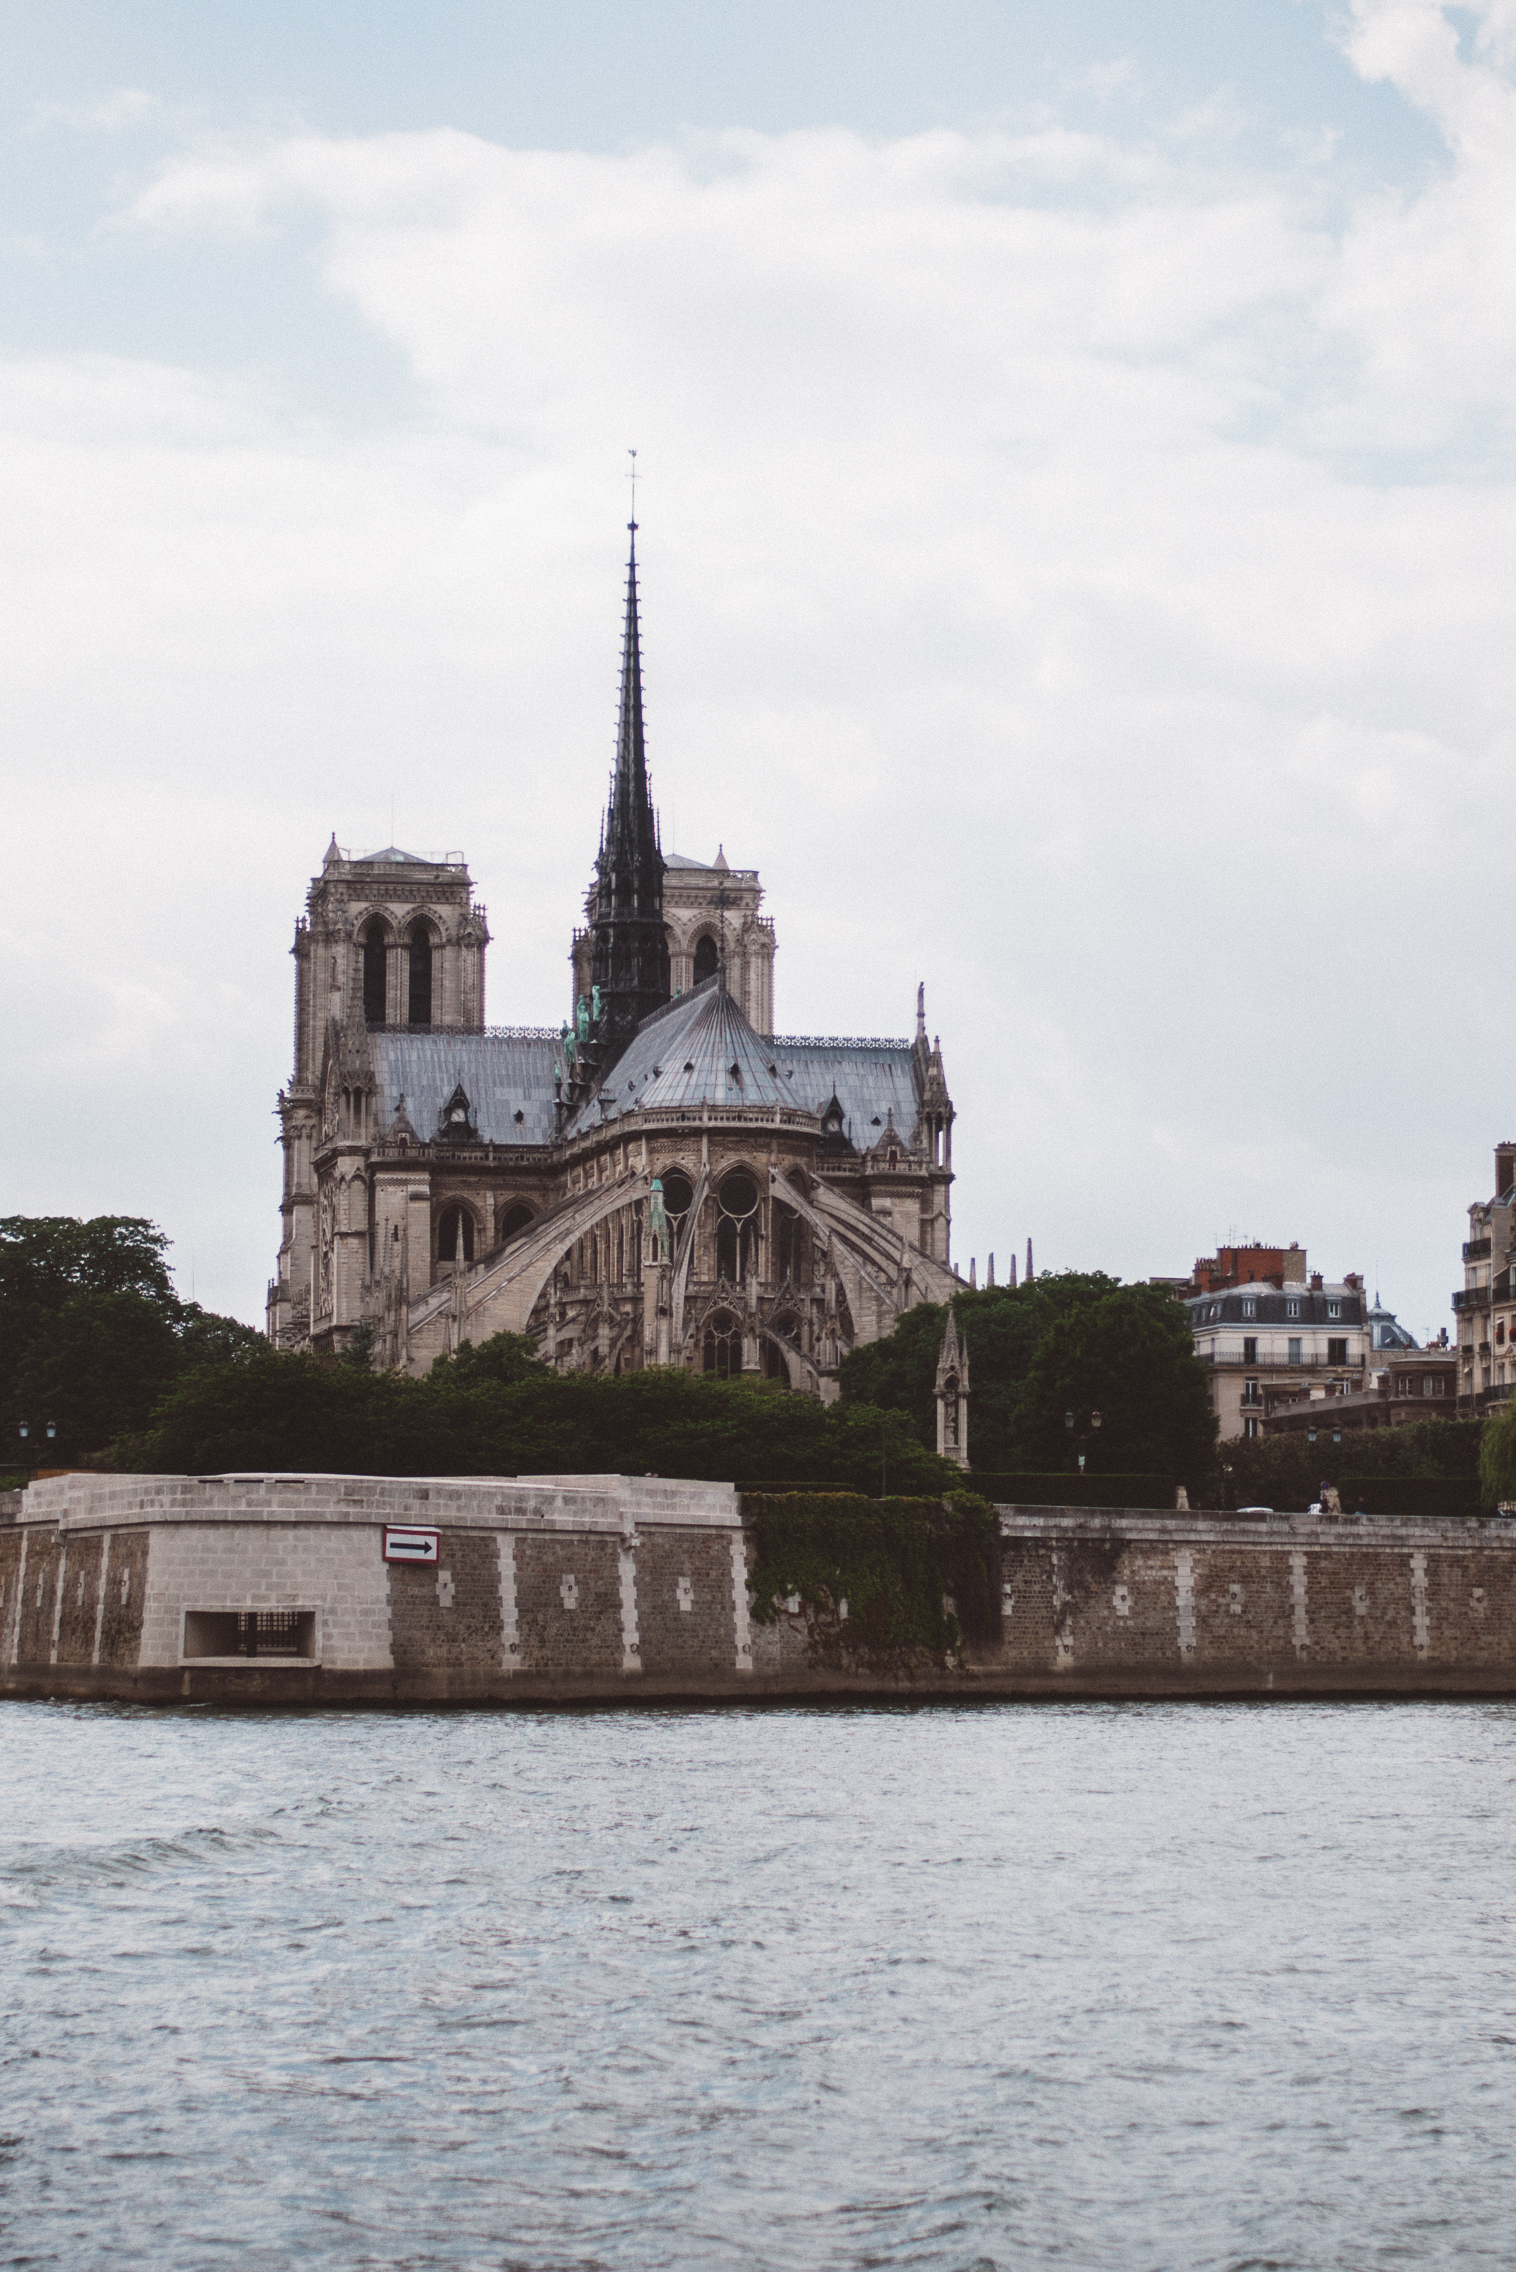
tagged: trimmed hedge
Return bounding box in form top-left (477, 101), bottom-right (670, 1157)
top-left (1335, 1476), bottom-right (1483, 1519)
top-left (968, 1471), bottom-right (1176, 1509)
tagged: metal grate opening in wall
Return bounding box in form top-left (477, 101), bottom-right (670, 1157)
top-left (182, 1609), bottom-right (317, 1661)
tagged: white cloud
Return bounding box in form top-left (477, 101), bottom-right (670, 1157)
top-left (29, 87), bottom-right (165, 135)
top-left (4, 3), bottom-right (1516, 1329)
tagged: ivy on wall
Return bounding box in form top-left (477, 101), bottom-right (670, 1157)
top-left (742, 1491), bottom-right (1002, 1668)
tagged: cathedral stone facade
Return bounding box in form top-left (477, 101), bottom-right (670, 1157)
top-left (267, 527), bottom-right (959, 1390)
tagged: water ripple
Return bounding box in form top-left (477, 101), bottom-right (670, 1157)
top-left (1, 1700), bottom-right (1513, 2269)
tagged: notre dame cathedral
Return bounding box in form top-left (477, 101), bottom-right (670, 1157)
top-left (266, 524), bottom-right (960, 1393)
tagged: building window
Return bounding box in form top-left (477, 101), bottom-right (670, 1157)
top-left (1244, 1416), bottom-right (1260, 1439)
top-left (703, 1309), bottom-right (741, 1378)
top-left (408, 924), bottom-right (433, 1027)
top-left (498, 1202), bottom-right (534, 1244)
top-left (1242, 1299), bottom-right (1256, 1320)
top-left (767, 1311), bottom-right (799, 1383)
top-left (437, 1205), bottom-right (474, 1264)
top-left (774, 1200), bottom-right (803, 1283)
top-left (1288, 1337), bottom-right (1302, 1365)
top-left (693, 933), bottom-right (719, 986)
top-left (1243, 1336), bottom-right (1257, 1365)
top-left (1431, 1376), bottom-right (1447, 1396)
top-left (715, 1170), bottom-right (759, 1282)
top-left (361, 923), bottom-right (388, 1026)
top-left (1286, 1299), bottom-right (1300, 1319)
top-left (1327, 1300), bottom-right (1341, 1319)
top-left (1242, 1378), bottom-right (1261, 1407)
top-left (1327, 1337), bottom-right (1348, 1366)
top-left (658, 1167), bottom-right (695, 1261)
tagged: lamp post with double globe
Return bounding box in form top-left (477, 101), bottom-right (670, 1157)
top-left (1065, 1407), bottom-right (1102, 1474)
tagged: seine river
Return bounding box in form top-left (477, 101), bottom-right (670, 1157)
top-left (3, 1701), bottom-right (1513, 2270)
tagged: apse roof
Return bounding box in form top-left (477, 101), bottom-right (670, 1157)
top-left (567, 980), bottom-right (921, 1143)
top-left (369, 1029), bottom-right (560, 1146)
top-left (567, 980), bottom-right (795, 1133)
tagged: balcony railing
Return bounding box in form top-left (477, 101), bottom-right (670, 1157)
top-left (1453, 1288), bottom-right (1489, 1313)
top-left (1464, 1237), bottom-right (1492, 1261)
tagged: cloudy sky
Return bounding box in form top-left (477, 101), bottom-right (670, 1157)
top-left (3, 1), bottom-right (1513, 1338)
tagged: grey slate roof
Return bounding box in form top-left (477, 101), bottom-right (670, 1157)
top-left (566, 980), bottom-right (921, 1144)
top-left (567, 980), bottom-right (793, 1134)
top-left (369, 1030), bottom-right (561, 1146)
top-left (366, 987), bottom-right (925, 1151)
top-left (767, 1039), bottom-right (920, 1147)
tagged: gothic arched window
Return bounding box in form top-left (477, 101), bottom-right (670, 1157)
top-left (774, 1201), bottom-right (806, 1284)
top-left (498, 1202), bottom-right (534, 1244)
top-left (361, 922), bottom-right (388, 1026)
top-left (703, 1310), bottom-right (741, 1379)
top-left (765, 1313), bottom-right (799, 1385)
top-left (437, 1205), bottom-right (474, 1264)
top-left (408, 923), bottom-right (433, 1027)
top-left (659, 1167), bottom-right (694, 1260)
top-left (716, 1170), bottom-right (759, 1283)
top-left (693, 933), bottom-right (719, 986)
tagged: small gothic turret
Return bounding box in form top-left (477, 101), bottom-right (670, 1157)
top-left (588, 518), bottom-right (670, 1061)
top-left (935, 1304), bottom-right (970, 1469)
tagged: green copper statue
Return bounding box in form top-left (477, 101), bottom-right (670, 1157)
top-left (576, 994), bottom-right (591, 1047)
top-left (647, 1176), bottom-right (669, 1265)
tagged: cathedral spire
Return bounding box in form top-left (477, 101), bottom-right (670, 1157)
top-left (589, 511), bottom-right (670, 1061)
top-left (606, 517), bottom-right (654, 863)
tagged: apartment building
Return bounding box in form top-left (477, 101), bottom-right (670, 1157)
top-left (1178, 1245), bottom-right (1370, 1442)
top-left (1454, 1141), bottom-right (1516, 1412)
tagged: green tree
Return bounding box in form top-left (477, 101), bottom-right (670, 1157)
top-left (0, 1215), bottom-right (177, 1309)
top-left (1012, 1283), bottom-right (1216, 1488)
top-left (0, 1215), bottom-right (263, 1463)
top-left (428, 1331), bottom-right (547, 1388)
top-left (1229, 1415), bottom-right (1483, 1512)
top-left (338, 1320), bottom-right (378, 1373)
top-left (119, 1354), bottom-right (957, 1493)
top-left (838, 1273), bottom-right (1122, 1466)
top-left (12, 1292), bottom-right (185, 1462)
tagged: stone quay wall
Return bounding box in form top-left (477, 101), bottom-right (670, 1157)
top-left (2, 1478), bottom-right (1513, 1704)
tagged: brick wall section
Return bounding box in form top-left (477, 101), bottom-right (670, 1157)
top-left (0, 1528), bottom-right (24, 1666)
top-left (138, 1523), bottom-right (393, 1669)
top-left (1189, 1548), bottom-right (1303, 1669)
top-left (55, 1532), bottom-right (103, 1666)
top-left (15, 1529), bottom-right (62, 1665)
top-left (1054, 1541), bottom-right (1190, 1672)
top-left (1415, 1548), bottom-right (1516, 1672)
top-left (515, 1532), bottom-right (624, 1676)
top-left (7, 1479), bottom-right (1516, 1698)
top-left (999, 1540), bottom-right (1058, 1670)
top-left (636, 1527), bottom-right (738, 1676)
top-left (389, 1528), bottom-right (503, 1672)
top-left (99, 1532), bottom-right (150, 1668)
top-left (996, 1510), bottom-right (1516, 1681)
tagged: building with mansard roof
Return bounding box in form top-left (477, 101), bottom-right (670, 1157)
top-left (267, 523), bottom-right (961, 1391)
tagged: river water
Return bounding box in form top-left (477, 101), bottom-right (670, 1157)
top-left (2, 1701), bottom-right (1513, 2271)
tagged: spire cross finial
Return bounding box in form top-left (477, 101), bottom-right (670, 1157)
top-left (627, 447), bottom-right (638, 534)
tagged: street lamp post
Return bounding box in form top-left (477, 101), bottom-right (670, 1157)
top-left (1064, 1407), bottom-right (1102, 1474)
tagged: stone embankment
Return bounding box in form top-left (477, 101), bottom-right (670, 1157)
top-left (3, 1474), bottom-right (1513, 1704)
